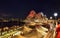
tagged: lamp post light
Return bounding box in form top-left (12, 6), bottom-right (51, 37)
top-left (53, 13), bottom-right (58, 26)
top-left (50, 17), bottom-right (53, 19)
top-left (54, 13), bottom-right (58, 20)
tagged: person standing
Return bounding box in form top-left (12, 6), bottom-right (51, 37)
top-left (56, 20), bottom-right (60, 38)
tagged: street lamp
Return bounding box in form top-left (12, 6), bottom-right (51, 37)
top-left (50, 17), bottom-right (53, 19)
top-left (54, 13), bottom-right (58, 20)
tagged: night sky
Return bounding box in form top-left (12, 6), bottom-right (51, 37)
top-left (0, 0), bottom-right (60, 18)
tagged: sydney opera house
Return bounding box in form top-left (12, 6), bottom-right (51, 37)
top-left (0, 10), bottom-right (58, 38)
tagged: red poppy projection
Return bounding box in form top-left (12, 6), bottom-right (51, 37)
top-left (27, 10), bottom-right (36, 18)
